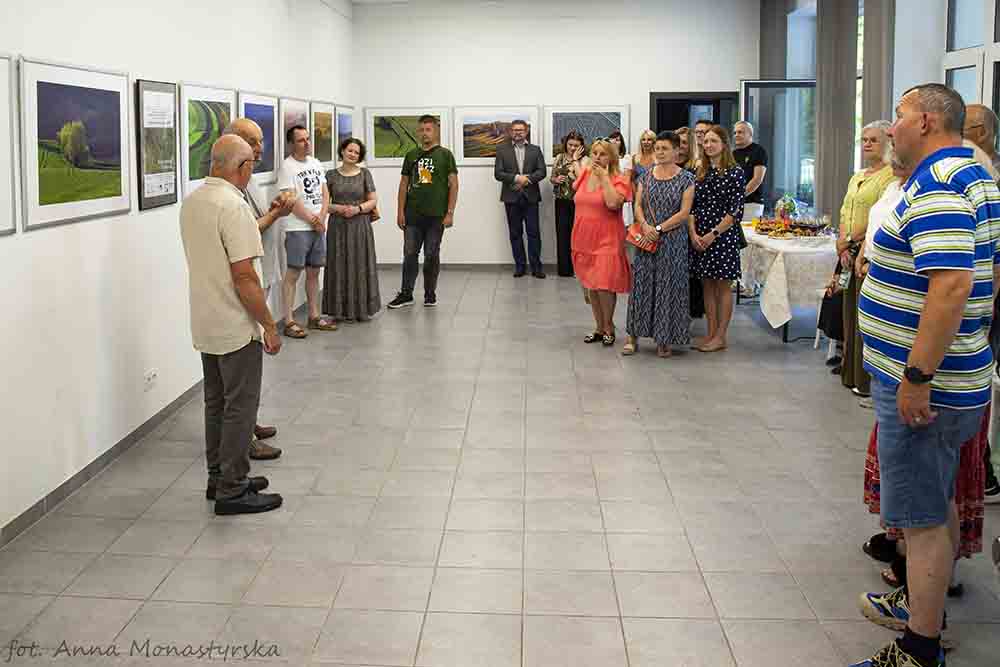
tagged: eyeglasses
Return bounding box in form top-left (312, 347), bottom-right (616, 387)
top-left (860, 137), bottom-right (881, 144)
top-left (238, 158), bottom-right (257, 169)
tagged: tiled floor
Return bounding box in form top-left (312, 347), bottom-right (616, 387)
top-left (2, 267), bottom-right (999, 666)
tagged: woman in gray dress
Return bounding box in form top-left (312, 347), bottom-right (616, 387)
top-left (323, 138), bottom-right (381, 322)
top-left (623, 131), bottom-right (695, 358)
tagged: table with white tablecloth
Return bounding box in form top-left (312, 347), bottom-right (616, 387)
top-left (739, 227), bottom-right (838, 338)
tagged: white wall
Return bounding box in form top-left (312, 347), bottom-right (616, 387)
top-left (353, 0), bottom-right (760, 265)
top-left (893, 0), bottom-right (947, 101)
top-left (0, 0), bottom-right (353, 529)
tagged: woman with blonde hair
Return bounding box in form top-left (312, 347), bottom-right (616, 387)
top-left (689, 125), bottom-right (745, 352)
top-left (674, 127), bottom-right (692, 168)
top-left (835, 120), bottom-right (893, 400)
top-left (632, 129), bottom-right (657, 180)
top-left (571, 138), bottom-right (633, 345)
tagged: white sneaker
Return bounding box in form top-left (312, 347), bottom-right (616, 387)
top-left (858, 396), bottom-right (874, 409)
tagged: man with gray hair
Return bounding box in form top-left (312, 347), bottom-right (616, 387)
top-left (179, 134), bottom-right (284, 516)
top-left (223, 119), bottom-right (294, 460)
top-left (732, 120), bottom-right (768, 216)
top-left (963, 103), bottom-right (1000, 175)
top-left (851, 83), bottom-right (1000, 667)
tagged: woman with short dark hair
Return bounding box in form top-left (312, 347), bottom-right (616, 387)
top-left (322, 137), bottom-right (381, 322)
top-left (551, 131), bottom-right (586, 277)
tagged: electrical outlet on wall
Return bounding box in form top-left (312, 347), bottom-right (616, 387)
top-left (143, 369), bottom-right (158, 392)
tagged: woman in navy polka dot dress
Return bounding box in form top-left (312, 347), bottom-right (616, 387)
top-left (688, 125), bottom-right (745, 353)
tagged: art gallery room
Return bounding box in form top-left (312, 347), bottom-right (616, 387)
top-left (3, 0), bottom-right (1000, 665)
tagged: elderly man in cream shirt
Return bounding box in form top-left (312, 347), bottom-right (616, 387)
top-left (179, 134), bottom-right (284, 516)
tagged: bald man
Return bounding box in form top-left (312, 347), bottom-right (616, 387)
top-left (223, 119), bottom-right (295, 459)
top-left (964, 104), bottom-right (1000, 176)
top-left (179, 134), bottom-right (284, 516)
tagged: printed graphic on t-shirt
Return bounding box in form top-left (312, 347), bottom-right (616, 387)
top-left (417, 157), bottom-right (434, 185)
top-left (298, 169), bottom-right (324, 207)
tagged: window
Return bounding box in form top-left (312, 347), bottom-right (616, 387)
top-left (949, 0), bottom-right (984, 51)
top-left (855, 6), bottom-right (864, 171)
top-left (947, 65), bottom-right (980, 103)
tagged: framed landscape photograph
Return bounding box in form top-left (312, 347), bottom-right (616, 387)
top-left (0, 55), bottom-right (16, 236)
top-left (364, 106), bottom-right (451, 167)
top-left (280, 97), bottom-right (310, 159)
top-left (543, 105), bottom-right (630, 163)
top-left (180, 83), bottom-right (235, 195)
top-left (311, 101), bottom-right (336, 167)
top-left (135, 79), bottom-right (178, 210)
top-left (238, 91), bottom-right (278, 184)
top-left (20, 57), bottom-right (131, 231)
top-left (336, 105), bottom-right (354, 160)
top-left (452, 106), bottom-right (540, 166)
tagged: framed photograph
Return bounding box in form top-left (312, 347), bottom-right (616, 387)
top-left (452, 105), bottom-right (540, 166)
top-left (0, 54), bottom-right (16, 236)
top-left (280, 97), bottom-right (310, 160)
top-left (238, 91), bottom-right (278, 184)
top-left (135, 79), bottom-right (178, 210)
top-left (543, 105), bottom-right (630, 163)
top-left (20, 57), bottom-right (132, 231)
top-left (180, 83), bottom-right (235, 195)
top-left (311, 100), bottom-right (336, 167)
top-left (364, 106), bottom-right (452, 167)
top-left (335, 105), bottom-right (354, 157)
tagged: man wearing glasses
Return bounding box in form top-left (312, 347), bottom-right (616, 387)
top-left (179, 135), bottom-right (285, 516)
top-left (692, 118), bottom-right (713, 167)
top-left (224, 119), bottom-right (294, 460)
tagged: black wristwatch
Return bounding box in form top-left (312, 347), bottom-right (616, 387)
top-left (904, 365), bottom-right (935, 384)
top-left (654, 224), bottom-right (663, 234)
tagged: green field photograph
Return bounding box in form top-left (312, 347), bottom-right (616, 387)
top-left (188, 100), bottom-right (231, 181)
top-left (313, 111), bottom-right (333, 162)
top-left (462, 113), bottom-right (531, 158)
top-left (36, 81), bottom-right (122, 205)
top-left (373, 115), bottom-right (438, 158)
top-left (143, 125), bottom-right (175, 177)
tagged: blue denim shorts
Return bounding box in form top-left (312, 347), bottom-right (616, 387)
top-left (285, 230), bottom-right (326, 269)
top-left (871, 378), bottom-right (983, 529)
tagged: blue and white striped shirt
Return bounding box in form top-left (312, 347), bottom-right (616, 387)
top-left (859, 146), bottom-right (1000, 409)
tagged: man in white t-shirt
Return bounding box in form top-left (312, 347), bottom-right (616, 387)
top-left (277, 125), bottom-right (336, 337)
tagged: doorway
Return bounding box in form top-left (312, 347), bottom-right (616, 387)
top-left (649, 92), bottom-right (739, 134)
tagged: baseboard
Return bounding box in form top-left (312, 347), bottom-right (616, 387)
top-left (376, 262), bottom-right (559, 271)
top-left (0, 381), bottom-right (204, 550)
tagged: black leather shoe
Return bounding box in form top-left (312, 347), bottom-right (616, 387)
top-left (532, 271), bottom-right (546, 279)
top-left (206, 476), bottom-right (269, 501)
top-left (513, 269), bottom-right (526, 277)
top-left (214, 488), bottom-right (283, 515)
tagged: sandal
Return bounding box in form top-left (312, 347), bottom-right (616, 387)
top-left (584, 331), bottom-right (602, 343)
top-left (657, 345), bottom-right (672, 358)
top-left (308, 317), bottom-right (338, 331)
top-left (601, 332), bottom-right (616, 347)
top-left (622, 340), bottom-right (637, 356)
top-left (283, 321), bottom-right (308, 338)
top-left (862, 532), bottom-right (898, 564)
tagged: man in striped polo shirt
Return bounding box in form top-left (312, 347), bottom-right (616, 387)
top-left (852, 84), bottom-right (1000, 667)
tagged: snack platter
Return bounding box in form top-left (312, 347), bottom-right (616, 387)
top-left (747, 217), bottom-right (829, 238)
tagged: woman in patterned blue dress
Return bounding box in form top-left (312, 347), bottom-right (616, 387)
top-left (623, 131), bottom-right (696, 358)
top-left (689, 125), bottom-right (745, 353)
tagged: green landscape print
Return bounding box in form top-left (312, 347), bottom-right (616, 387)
top-left (463, 113), bottom-right (531, 158)
top-left (143, 123), bottom-right (175, 179)
top-left (36, 81), bottom-right (122, 205)
top-left (373, 115), bottom-right (438, 158)
top-left (188, 100), bottom-right (231, 181)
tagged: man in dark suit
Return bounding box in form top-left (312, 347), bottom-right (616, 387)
top-left (494, 120), bottom-right (547, 278)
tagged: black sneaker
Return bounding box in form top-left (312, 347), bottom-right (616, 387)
top-left (214, 488), bottom-right (283, 515)
top-left (206, 476), bottom-right (269, 501)
top-left (986, 480), bottom-right (1000, 505)
top-left (387, 292), bottom-right (414, 309)
top-left (424, 293), bottom-right (437, 307)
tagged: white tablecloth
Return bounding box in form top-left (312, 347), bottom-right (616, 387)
top-left (740, 227), bottom-right (838, 328)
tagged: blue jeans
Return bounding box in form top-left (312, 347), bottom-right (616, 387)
top-left (871, 378), bottom-right (984, 529)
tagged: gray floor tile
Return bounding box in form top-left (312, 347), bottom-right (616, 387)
top-left (65, 554), bottom-right (177, 599)
top-left (438, 531), bottom-right (523, 569)
top-left (615, 571), bottom-right (717, 618)
top-left (152, 558), bottom-right (259, 604)
top-left (242, 559), bottom-right (344, 608)
top-left (0, 551), bottom-right (96, 595)
top-left (705, 572), bottom-right (815, 620)
top-left (606, 532), bottom-right (698, 572)
top-left (524, 570), bottom-right (619, 616)
top-left (18, 596), bottom-right (142, 648)
top-left (524, 616), bottom-right (627, 667)
top-left (334, 565), bottom-right (434, 611)
top-left (7, 516), bottom-right (133, 554)
top-left (525, 531), bottom-right (610, 570)
top-left (624, 618), bottom-right (736, 667)
top-left (107, 519), bottom-right (205, 557)
top-left (118, 600), bottom-right (231, 647)
top-left (417, 612), bottom-right (521, 667)
top-left (448, 499), bottom-right (524, 531)
top-left (428, 568), bottom-right (522, 613)
top-left (0, 594), bottom-right (54, 643)
top-left (352, 529), bottom-right (442, 566)
top-left (723, 619), bottom-right (843, 667)
top-left (316, 609), bottom-right (422, 665)
top-left (219, 605), bottom-right (326, 663)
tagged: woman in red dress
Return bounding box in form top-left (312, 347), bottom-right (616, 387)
top-left (571, 138), bottom-right (632, 346)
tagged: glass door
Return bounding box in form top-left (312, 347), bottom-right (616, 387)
top-left (740, 79), bottom-right (817, 213)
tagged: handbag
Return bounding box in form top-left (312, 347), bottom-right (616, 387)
top-left (625, 173), bottom-right (659, 253)
top-left (362, 167), bottom-right (381, 222)
top-left (735, 220), bottom-right (749, 249)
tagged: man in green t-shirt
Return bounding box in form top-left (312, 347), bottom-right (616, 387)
top-left (387, 115), bottom-right (459, 309)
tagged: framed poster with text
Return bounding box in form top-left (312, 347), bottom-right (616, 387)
top-left (135, 79), bottom-right (178, 210)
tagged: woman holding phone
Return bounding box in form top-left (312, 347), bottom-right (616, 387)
top-left (551, 131), bottom-right (586, 277)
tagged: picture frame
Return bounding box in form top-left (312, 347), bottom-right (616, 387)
top-left (364, 106), bottom-right (452, 167)
top-left (452, 105), bottom-right (541, 166)
top-left (543, 105), bottom-right (630, 164)
top-left (0, 54), bottom-right (16, 236)
top-left (279, 97), bottom-right (310, 160)
top-left (180, 83), bottom-right (235, 195)
top-left (238, 91), bottom-right (279, 184)
top-left (335, 104), bottom-right (354, 160)
top-left (135, 79), bottom-right (178, 211)
top-left (20, 56), bottom-right (132, 231)
top-left (310, 100), bottom-right (336, 168)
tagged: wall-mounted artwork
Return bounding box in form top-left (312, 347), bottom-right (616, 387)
top-left (543, 105), bottom-right (630, 163)
top-left (364, 106), bottom-right (451, 167)
top-left (0, 55), bottom-right (16, 236)
top-left (180, 83), bottom-right (235, 195)
top-left (311, 101), bottom-right (335, 167)
top-left (280, 98), bottom-right (310, 159)
top-left (238, 91), bottom-right (278, 184)
top-left (453, 106), bottom-right (540, 166)
top-left (135, 79), bottom-right (178, 211)
top-left (20, 57), bottom-right (131, 230)
top-left (336, 106), bottom-right (354, 154)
